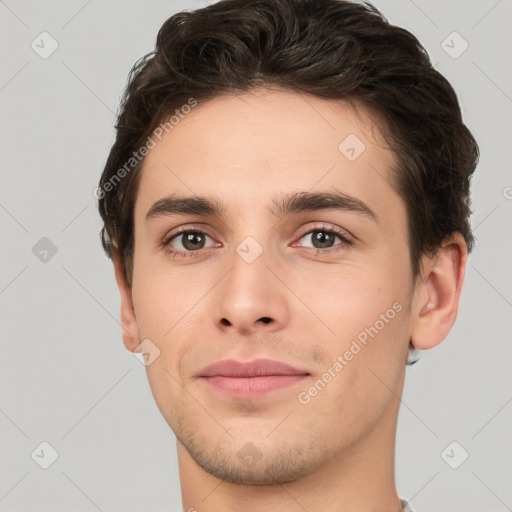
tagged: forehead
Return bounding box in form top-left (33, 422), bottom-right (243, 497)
top-left (134, 88), bottom-right (401, 224)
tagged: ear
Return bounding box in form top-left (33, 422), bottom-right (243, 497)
top-left (410, 232), bottom-right (468, 350)
top-left (111, 250), bottom-right (140, 352)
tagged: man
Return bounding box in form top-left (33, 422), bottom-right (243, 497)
top-left (96, 0), bottom-right (479, 510)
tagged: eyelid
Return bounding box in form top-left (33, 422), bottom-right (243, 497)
top-left (162, 222), bottom-right (354, 257)
top-left (163, 221), bottom-right (352, 239)
top-left (290, 224), bottom-right (353, 253)
top-left (162, 223), bottom-right (218, 244)
top-left (295, 222), bottom-right (353, 243)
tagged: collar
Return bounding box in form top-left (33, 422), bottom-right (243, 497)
top-left (400, 499), bottom-right (415, 512)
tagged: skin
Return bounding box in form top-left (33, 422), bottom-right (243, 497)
top-left (112, 87), bottom-right (467, 512)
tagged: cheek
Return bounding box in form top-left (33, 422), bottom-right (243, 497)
top-left (319, 306), bottom-right (409, 434)
top-left (132, 251), bottom-right (192, 330)
top-left (131, 265), bottom-right (203, 370)
top-left (132, 280), bottom-right (169, 335)
top-left (293, 264), bottom-right (399, 335)
top-left (297, 264), bottom-right (410, 380)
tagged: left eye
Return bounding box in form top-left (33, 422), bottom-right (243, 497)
top-left (296, 228), bottom-right (351, 250)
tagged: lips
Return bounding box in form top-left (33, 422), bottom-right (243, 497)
top-left (198, 359), bottom-right (310, 399)
top-left (199, 358), bottom-right (309, 378)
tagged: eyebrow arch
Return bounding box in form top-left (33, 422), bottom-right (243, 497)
top-left (145, 190), bottom-right (378, 223)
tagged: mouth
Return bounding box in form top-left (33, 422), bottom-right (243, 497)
top-left (198, 358), bottom-right (310, 399)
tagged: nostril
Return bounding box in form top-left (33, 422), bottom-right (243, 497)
top-left (259, 317), bottom-right (272, 324)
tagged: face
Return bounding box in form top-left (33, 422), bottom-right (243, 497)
top-left (127, 88), bottom-right (418, 484)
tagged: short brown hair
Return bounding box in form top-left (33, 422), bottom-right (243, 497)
top-left (97, 0), bottom-right (479, 284)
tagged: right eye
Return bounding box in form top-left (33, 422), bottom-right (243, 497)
top-left (163, 228), bottom-right (218, 258)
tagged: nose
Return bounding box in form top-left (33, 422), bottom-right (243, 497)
top-left (214, 245), bottom-right (290, 336)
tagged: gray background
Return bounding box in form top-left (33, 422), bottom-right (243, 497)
top-left (1, 0), bottom-right (511, 511)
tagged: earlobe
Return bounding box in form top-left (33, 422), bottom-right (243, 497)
top-left (410, 233), bottom-right (468, 351)
top-left (111, 250), bottom-right (140, 352)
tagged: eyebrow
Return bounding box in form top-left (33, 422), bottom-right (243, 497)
top-left (145, 190), bottom-right (378, 223)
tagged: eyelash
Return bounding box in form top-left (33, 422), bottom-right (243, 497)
top-left (162, 224), bottom-right (353, 259)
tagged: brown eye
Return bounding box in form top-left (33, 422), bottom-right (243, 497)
top-left (297, 226), bottom-right (352, 252)
top-left (164, 229), bottom-right (216, 257)
top-left (306, 230), bottom-right (338, 249)
top-left (177, 231), bottom-right (206, 250)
